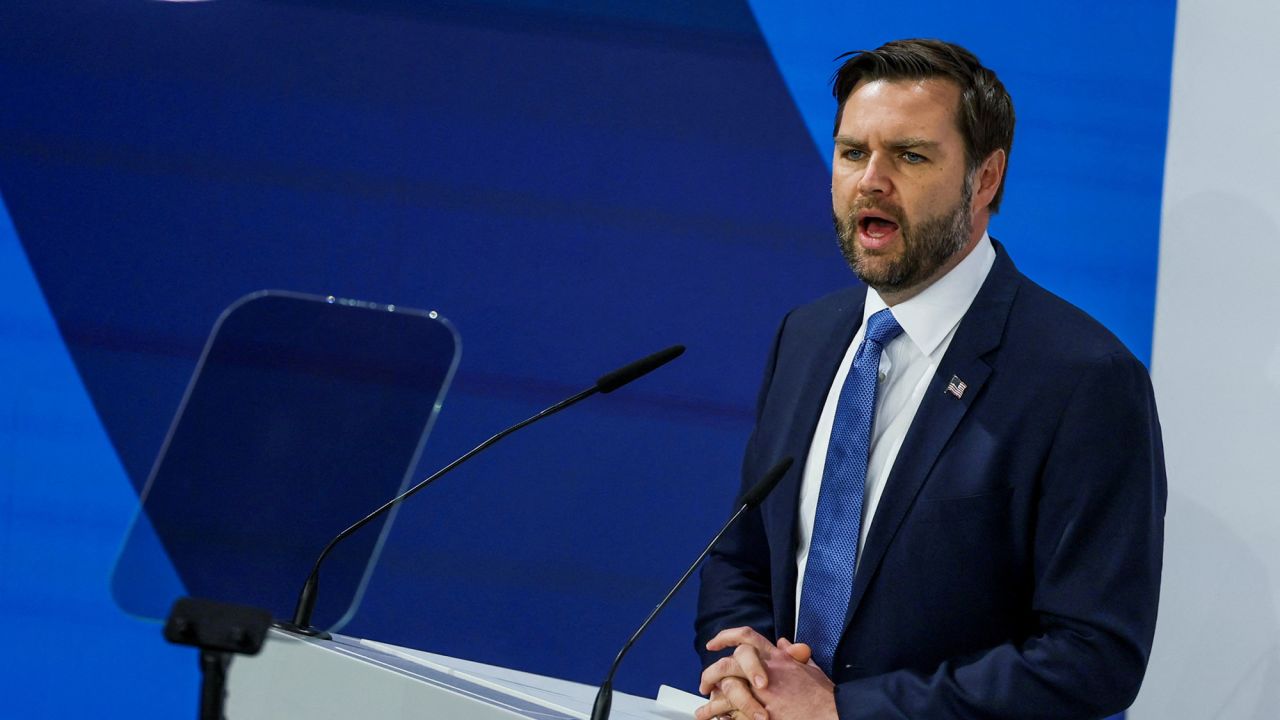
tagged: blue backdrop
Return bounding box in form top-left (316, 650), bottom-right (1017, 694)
top-left (0, 1), bottom-right (1173, 717)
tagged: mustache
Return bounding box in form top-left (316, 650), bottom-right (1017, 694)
top-left (845, 198), bottom-right (905, 225)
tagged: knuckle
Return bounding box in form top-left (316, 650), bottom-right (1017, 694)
top-left (739, 641), bottom-right (769, 663)
top-left (723, 678), bottom-right (755, 704)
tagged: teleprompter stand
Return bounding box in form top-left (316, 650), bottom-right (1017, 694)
top-left (164, 596), bottom-right (273, 720)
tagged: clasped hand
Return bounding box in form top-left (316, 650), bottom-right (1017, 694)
top-left (695, 627), bottom-right (836, 720)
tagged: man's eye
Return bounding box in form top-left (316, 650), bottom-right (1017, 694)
top-left (843, 149), bottom-right (865, 161)
top-left (902, 151), bottom-right (926, 164)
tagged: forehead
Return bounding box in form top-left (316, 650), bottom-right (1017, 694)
top-left (837, 77), bottom-right (963, 142)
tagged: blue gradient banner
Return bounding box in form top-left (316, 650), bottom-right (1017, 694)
top-left (0, 2), bottom-right (1175, 717)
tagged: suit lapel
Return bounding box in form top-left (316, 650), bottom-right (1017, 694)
top-left (842, 245), bottom-right (1022, 628)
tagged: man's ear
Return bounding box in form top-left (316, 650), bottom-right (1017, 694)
top-left (973, 149), bottom-right (1007, 213)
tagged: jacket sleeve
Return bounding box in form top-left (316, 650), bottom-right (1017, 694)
top-left (694, 310), bottom-right (792, 667)
top-left (834, 351), bottom-right (1167, 719)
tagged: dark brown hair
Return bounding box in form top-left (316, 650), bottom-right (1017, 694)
top-left (832, 39), bottom-right (1015, 212)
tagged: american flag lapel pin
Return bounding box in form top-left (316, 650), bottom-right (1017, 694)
top-left (946, 375), bottom-right (968, 399)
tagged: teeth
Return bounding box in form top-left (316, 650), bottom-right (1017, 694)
top-left (862, 217), bottom-right (894, 239)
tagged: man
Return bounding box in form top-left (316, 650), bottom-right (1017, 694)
top-left (693, 39), bottom-right (1165, 719)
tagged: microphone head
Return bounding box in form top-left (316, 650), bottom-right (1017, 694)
top-left (740, 456), bottom-right (793, 509)
top-left (595, 345), bottom-right (685, 394)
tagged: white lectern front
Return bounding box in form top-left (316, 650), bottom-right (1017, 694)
top-left (226, 629), bottom-right (699, 720)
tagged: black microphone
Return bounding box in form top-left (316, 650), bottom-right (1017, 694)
top-left (588, 456), bottom-right (794, 720)
top-left (279, 344), bottom-right (686, 636)
top-left (595, 345), bottom-right (683, 394)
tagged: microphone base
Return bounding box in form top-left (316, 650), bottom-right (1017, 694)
top-left (272, 620), bottom-right (332, 640)
top-left (590, 680), bottom-right (612, 720)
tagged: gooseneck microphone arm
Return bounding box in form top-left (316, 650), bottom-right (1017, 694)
top-left (589, 456), bottom-right (794, 720)
top-left (286, 386), bottom-right (589, 632)
top-left (282, 344), bottom-right (686, 635)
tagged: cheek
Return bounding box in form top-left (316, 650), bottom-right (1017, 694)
top-left (830, 174), bottom-right (859, 207)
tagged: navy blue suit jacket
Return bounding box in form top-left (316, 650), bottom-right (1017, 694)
top-left (695, 243), bottom-right (1166, 719)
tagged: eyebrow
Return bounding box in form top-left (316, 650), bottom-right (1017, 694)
top-left (888, 137), bottom-right (940, 151)
top-left (833, 135), bottom-right (940, 151)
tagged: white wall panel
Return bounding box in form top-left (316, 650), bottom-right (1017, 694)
top-left (1137, 0), bottom-right (1280, 716)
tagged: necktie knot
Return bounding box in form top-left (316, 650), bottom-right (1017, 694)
top-left (864, 308), bottom-right (903, 347)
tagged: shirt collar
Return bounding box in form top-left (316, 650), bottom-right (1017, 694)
top-left (863, 232), bottom-right (996, 357)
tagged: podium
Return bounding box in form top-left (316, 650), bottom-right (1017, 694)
top-left (225, 629), bottom-right (698, 720)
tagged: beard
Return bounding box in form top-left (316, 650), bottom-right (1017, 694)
top-left (834, 176), bottom-right (973, 294)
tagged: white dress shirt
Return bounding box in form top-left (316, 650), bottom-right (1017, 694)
top-left (794, 233), bottom-right (996, 609)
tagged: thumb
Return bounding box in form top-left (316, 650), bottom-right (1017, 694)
top-left (777, 638), bottom-right (813, 664)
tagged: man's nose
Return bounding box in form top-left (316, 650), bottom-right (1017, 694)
top-left (857, 153), bottom-right (893, 196)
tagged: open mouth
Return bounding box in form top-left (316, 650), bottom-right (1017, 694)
top-left (857, 212), bottom-right (900, 242)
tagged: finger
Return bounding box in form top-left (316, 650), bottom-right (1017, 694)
top-left (795, 646), bottom-right (821, 669)
top-left (693, 691), bottom-right (736, 720)
top-left (732, 644), bottom-right (770, 690)
top-left (705, 625), bottom-right (772, 653)
top-left (718, 676), bottom-right (767, 720)
top-left (699, 656), bottom-right (743, 695)
top-left (777, 638), bottom-right (813, 665)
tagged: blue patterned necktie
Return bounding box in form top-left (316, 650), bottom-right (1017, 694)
top-left (796, 308), bottom-right (903, 676)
